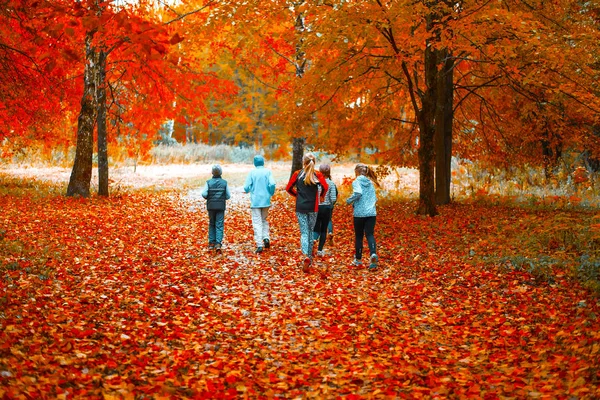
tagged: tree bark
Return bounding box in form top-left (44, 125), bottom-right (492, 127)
top-left (416, 44), bottom-right (439, 216)
top-left (290, 2), bottom-right (306, 177)
top-left (97, 49), bottom-right (109, 196)
top-left (67, 32), bottom-right (97, 198)
top-left (435, 50), bottom-right (454, 205)
top-left (291, 137), bottom-right (305, 176)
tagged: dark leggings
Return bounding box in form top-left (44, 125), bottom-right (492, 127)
top-left (353, 216), bottom-right (376, 260)
top-left (313, 205), bottom-right (332, 251)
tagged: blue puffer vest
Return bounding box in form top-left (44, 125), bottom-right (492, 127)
top-left (206, 178), bottom-right (228, 210)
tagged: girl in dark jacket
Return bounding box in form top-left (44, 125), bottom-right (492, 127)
top-left (286, 153), bottom-right (328, 272)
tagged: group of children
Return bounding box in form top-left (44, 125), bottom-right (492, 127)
top-left (201, 153), bottom-right (380, 271)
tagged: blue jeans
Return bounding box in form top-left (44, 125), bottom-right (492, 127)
top-left (208, 210), bottom-right (225, 245)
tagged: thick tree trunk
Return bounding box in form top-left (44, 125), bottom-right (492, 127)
top-left (97, 50), bottom-right (109, 196)
top-left (67, 32), bottom-right (97, 198)
top-left (291, 137), bottom-right (305, 176)
top-left (435, 50), bottom-right (454, 205)
top-left (416, 44), bottom-right (439, 217)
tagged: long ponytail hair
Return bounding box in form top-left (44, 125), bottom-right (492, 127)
top-left (355, 163), bottom-right (380, 187)
top-left (301, 153), bottom-right (317, 185)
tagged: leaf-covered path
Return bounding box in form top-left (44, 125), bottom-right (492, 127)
top-left (1, 188), bottom-right (599, 399)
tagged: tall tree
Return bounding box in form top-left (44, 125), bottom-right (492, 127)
top-left (97, 48), bottom-right (108, 196)
top-left (66, 30), bottom-right (98, 197)
top-left (272, 0), bottom-right (600, 215)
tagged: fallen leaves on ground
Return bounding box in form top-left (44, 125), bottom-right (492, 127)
top-left (1, 188), bottom-right (599, 399)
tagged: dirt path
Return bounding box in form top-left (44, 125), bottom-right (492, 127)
top-left (0, 163), bottom-right (419, 195)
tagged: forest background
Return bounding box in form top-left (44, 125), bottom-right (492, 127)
top-left (2, 0), bottom-right (600, 398)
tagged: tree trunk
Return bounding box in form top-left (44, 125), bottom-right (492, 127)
top-left (291, 137), bottom-right (305, 176)
top-left (416, 43), bottom-right (439, 216)
top-left (97, 49), bottom-right (109, 196)
top-left (435, 50), bottom-right (454, 205)
top-left (67, 32), bottom-right (97, 198)
top-left (289, 3), bottom-right (306, 177)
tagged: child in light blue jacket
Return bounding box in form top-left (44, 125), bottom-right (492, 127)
top-left (244, 155), bottom-right (276, 253)
top-left (346, 163), bottom-right (380, 269)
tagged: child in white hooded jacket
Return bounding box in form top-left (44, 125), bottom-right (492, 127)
top-left (244, 155), bottom-right (276, 253)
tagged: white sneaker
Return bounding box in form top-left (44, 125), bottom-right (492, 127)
top-left (316, 250), bottom-right (325, 257)
top-left (369, 254), bottom-right (378, 270)
top-left (352, 259), bottom-right (363, 267)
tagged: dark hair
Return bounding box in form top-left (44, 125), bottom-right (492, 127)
top-left (355, 163), bottom-right (380, 187)
top-left (319, 163), bottom-right (331, 179)
top-left (212, 164), bottom-right (222, 177)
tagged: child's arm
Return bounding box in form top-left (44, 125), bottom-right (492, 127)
top-left (330, 182), bottom-right (338, 205)
top-left (225, 184), bottom-right (231, 200)
top-left (315, 172), bottom-right (329, 202)
top-left (286, 170), bottom-right (300, 197)
top-left (346, 180), bottom-right (362, 205)
top-left (243, 172), bottom-right (253, 193)
top-left (201, 182), bottom-right (209, 199)
top-left (268, 171), bottom-right (276, 196)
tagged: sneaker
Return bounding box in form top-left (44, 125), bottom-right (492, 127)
top-left (316, 250), bottom-right (325, 257)
top-left (255, 247), bottom-right (263, 254)
top-left (369, 254), bottom-right (378, 270)
top-left (352, 259), bottom-right (363, 267)
top-left (263, 238), bottom-right (270, 249)
top-left (215, 244), bottom-right (222, 253)
top-left (208, 243), bottom-right (215, 250)
top-left (302, 257), bottom-right (311, 272)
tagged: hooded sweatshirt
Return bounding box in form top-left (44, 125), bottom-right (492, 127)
top-left (244, 155), bottom-right (276, 208)
top-left (346, 175), bottom-right (377, 217)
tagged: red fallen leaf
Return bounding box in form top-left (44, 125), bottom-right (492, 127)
top-left (71, 328), bottom-right (94, 338)
top-left (1, 185), bottom-right (599, 398)
top-left (346, 394), bottom-right (363, 400)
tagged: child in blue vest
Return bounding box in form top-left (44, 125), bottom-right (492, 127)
top-left (201, 165), bottom-right (231, 253)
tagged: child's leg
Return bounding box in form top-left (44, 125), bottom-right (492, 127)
top-left (317, 206), bottom-right (331, 251)
top-left (260, 207), bottom-right (270, 242)
top-left (251, 208), bottom-right (263, 247)
top-left (353, 217), bottom-right (366, 260)
top-left (208, 210), bottom-right (216, 244)
top-left (364, 216), bottom-right (377, 256)
top-left (313, 208), bottom-right (324, 242)
top-left (215, 210), bottom-right (225, 245)
top-left (297, 212), bottom-right (317, 257)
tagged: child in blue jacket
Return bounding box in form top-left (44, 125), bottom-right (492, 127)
top-left (346, 163), bottom-right (380, 269)
top-left (244, 155), bottom-right (276, 253)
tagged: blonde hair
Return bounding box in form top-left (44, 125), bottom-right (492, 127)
top-left (301, 153), bottom-right (317, 185)
top-left (355, 163), bottom-right (380, 187)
